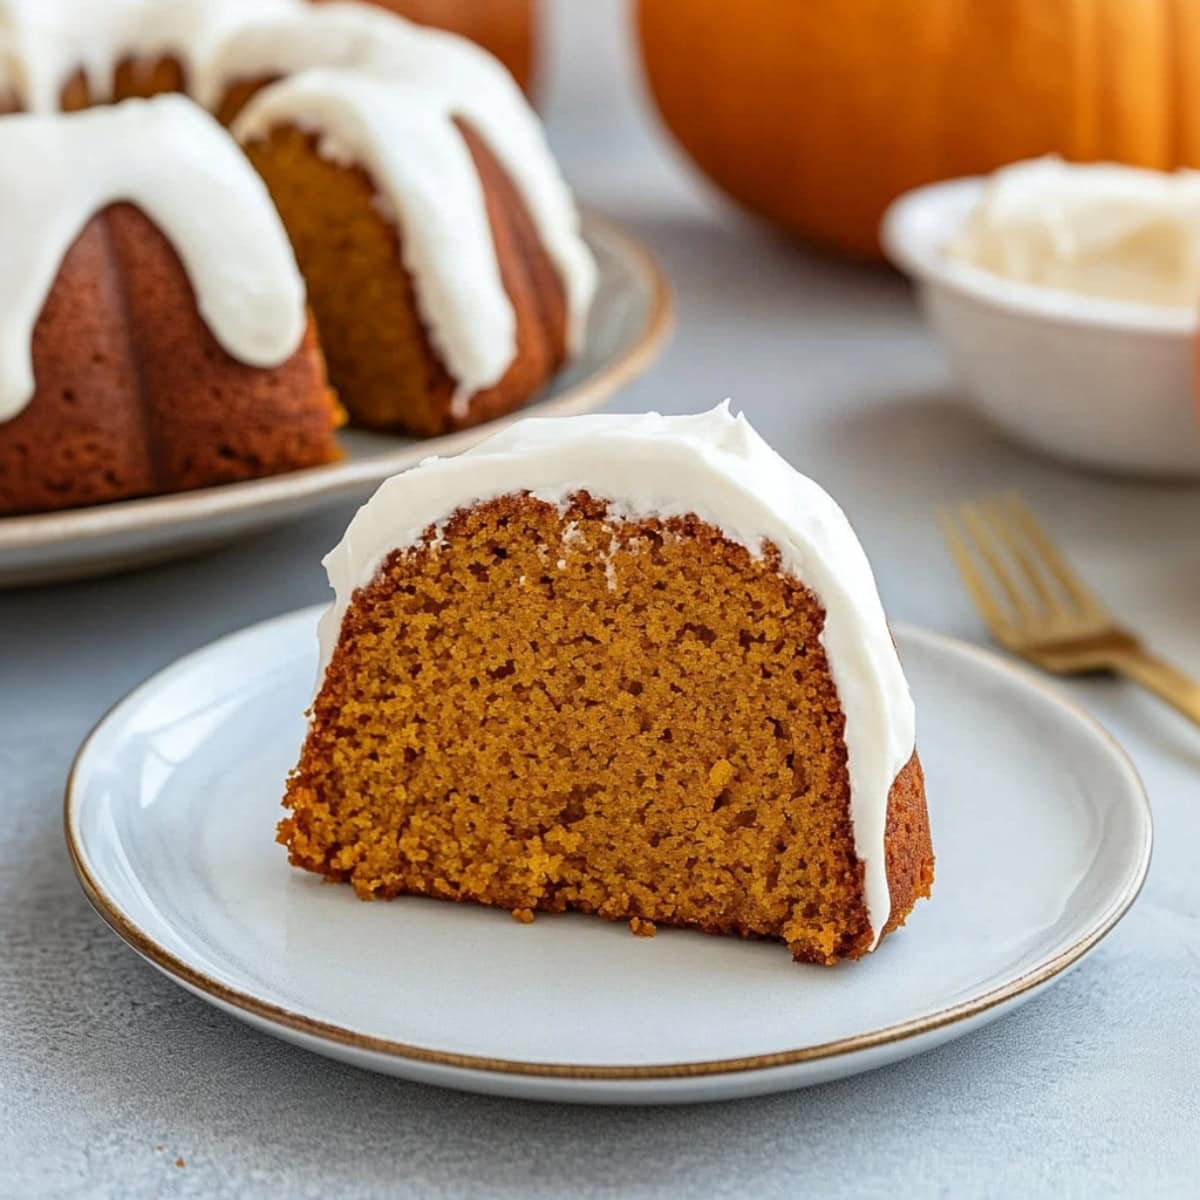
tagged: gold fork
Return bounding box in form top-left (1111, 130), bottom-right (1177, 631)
top-left (941, 493), bottom-right (1200, 727)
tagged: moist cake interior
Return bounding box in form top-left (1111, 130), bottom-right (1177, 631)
top-left (281, 492), bottom-right (931, 964)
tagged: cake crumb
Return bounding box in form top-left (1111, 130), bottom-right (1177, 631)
top-left (174, 1158), bottom-right (185, 1169)
top-left (278, 493), bottom-right (933, 966)
top-left (629, 917), bottom-right (657, 937)
top-left (708, 759), bottom-right (735, 789)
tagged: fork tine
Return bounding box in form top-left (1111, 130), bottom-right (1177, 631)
top-left (939, 511), bottom-right (1014, 639)
top-left (978, 496), bottom-right (1065, 616)
top-left (1002, 494), bottom-right (1106, 616)
top-left (958, 502), bottom-right (1039, 624)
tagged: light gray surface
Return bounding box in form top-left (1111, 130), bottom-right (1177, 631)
top-left (2, 4), bottom-right (1198, 1196)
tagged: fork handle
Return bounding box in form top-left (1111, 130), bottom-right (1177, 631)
top-left (1109, 649), bottom-right (1200, 727)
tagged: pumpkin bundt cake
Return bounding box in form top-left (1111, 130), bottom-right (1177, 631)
top-left (0, 96), bottom-right (339, 516)
top-left (233, 66), bottom-right (594, 435)
top-left (281, 406), bottom-right (933, 966)
top-left (0, 0), bottom-right (595, 483)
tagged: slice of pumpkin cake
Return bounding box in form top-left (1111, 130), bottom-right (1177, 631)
top-left (281, 404), bottom-right (933, 964)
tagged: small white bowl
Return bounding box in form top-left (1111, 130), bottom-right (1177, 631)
top-left (882, 177), bottom-right (1200, 478)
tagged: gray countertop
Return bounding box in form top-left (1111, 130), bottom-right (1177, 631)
top-left (3, 4), bottom-right (1199, 1196)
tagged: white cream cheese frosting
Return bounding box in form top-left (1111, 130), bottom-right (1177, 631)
top-left (195, 1), bottom-right (426, 110)
top-left (231, 39), bottom-right (595, 408)
top-left (0, 94), bottom-right (307, 422)
top-left (317, 404), bottom-right (916, 943)
top-left (0, 0), bottom-right (300, 113)
top-left (948, 155), bottom-right (1200, 307)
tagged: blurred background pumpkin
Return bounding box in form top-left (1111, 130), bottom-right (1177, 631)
top-left (327, 0), bottom-right (537, 92)
top-left (637, 0), bottom-right (1200, 259)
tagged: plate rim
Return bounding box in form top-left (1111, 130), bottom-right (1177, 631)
top-left (63, 610), bottom-right (1153, 1082)
top-left (0, 211), bottom-right (673, 553)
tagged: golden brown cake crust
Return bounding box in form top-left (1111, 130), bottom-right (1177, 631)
top-left (280, 494), bottom-right (933, 965)
top-left (0, 216), bottom-right (154, 514)
top-left (882, 753), bottom-right (935, 939)
top-left (0, 203), bottom-right (341, 516)
top-left (59, 55), bottom-right (187, 112)
top-left (0, 54), bottom-right (187, 114)
top-left (242, 119), bottom-right (566, 437)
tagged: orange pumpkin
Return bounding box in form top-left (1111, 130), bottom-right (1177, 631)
top-left (637, 0), bottom-right (1200, 258)
top-left (325, 0), bottom-right (537, 92)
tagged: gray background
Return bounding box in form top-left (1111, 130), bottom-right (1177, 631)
top-left (3, 3), bottom-right (1198, 1196)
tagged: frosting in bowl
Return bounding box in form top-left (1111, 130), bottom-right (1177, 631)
top-left (947, 156), bottom-right (1200, 308)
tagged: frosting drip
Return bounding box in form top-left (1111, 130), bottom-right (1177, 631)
top-left (0, 95), bottom-right (307, 421)
top-left (223, 5), bottom-right (596, 396)
top-left (195, 1), bottom-right (418, 110)
top-left (0, 0), bottom-right (300, 112)
top-left (236, 69), bottom-right (513, 410)
top-left (317, 404), bottom-right (916, 943)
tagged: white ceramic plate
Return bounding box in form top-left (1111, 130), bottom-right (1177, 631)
top-left (0, 216), bottom-right (671, 588)
top-left (66, 608), bottom-right (1151, 1105)
top-left (882, 178), bottom-right (1200, 479)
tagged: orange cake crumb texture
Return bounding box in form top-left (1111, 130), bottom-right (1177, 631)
top-left (281, 494), bottom-right (932, 965)
top-left (244, 120), bottom-right (566, 437)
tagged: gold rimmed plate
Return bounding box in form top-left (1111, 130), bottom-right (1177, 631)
top-left (1, 215), bottom-right (672, 588)
top-left (64, 608), bottom-right (1151, 1104)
